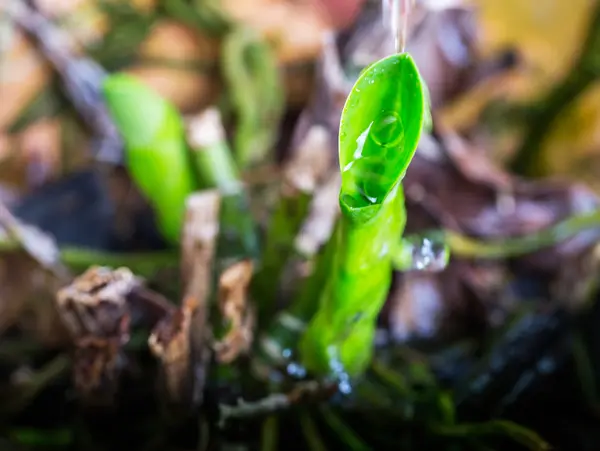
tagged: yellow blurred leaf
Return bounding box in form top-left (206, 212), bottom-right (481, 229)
top-left (473, 0), bottom-right (594, 98)
top-left (540, 81), bottom-right (600, 185)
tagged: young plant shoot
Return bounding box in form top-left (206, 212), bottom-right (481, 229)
top-left (299, 53), bottom-right (428, 380)
top-left (103, 74), bottom-right (197, 245)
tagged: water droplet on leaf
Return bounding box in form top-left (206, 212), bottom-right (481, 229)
top-left (370, 111), bottom-right (405, 149)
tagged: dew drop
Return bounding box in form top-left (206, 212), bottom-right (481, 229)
top-left (340, 111), bottom-right (406, 206)
top-left (370, 110), bottom-right (405, 149)
top-left (402, 234), bottom-right (450, 272)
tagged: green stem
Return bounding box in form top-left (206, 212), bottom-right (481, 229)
top-left (297, 52), bottom-right (426, 379)
top-left (252, 189), bottom-right (312, 326)
top-left (61, 248), bottom-right (179, 274)
top-left (370, 359), bottom-right (410, 397)
top-left (432, 421), bottom-right (550, 451)
top-left (0, 236), bottom-right (178, 277)
top-left (221, 27), bottom-right (283, 168)
top-left (319, 406), bottom-right (370, 451)
top-left (1, 354), bottom-right (71, 416)
top-left (300, 187), bottom-right (406, 377)
top-left (443, 209), bottom-right (600, 259)
top-left (217, 194), bottom-right (259, 268)
top-left (299, 411), bottom-right (329, 451)
top-left (572, 332), bottom-right (598, 405)
top-left (260, 416), bottom-right (279, 451)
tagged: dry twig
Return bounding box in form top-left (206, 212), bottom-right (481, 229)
top-left (149, 191), bottom-right (221, 405)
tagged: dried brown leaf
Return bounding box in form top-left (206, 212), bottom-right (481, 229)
top-left (148, 295), bottom-right (203, 404)
top-left (214, 259), bottom-right (255, 364)
top-left (56, 266), bottom-right (139, 400)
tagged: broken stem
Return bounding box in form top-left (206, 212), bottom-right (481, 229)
top-left (186, 108), bottom-right (259, 267)
top-left (187, 108), bottom-right (241, 194)
top-left (218, 381), bottom-right (330, 427)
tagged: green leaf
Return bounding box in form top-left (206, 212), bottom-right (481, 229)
top-left (102, 74), bottom-right (197, 244)
top-left (338, 53), bottom-right (426, 222)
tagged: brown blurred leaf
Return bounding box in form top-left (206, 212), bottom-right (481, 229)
top-left (125, 20), bottom-right (221, 112)
top-left (148, 295), bottom-right (204, 406)
top-left (0, 251), bottom-right (68, 347)
top-left (388, 261), bottom-right (495, 342)
top-left (214, 259), bottom-right (255, 364)
top-left (56, 266), bottom-right (139, 402)
top-left (222, 0), bottom-right (330, 63)
top-left (405, 125), bottom-right (599, 252)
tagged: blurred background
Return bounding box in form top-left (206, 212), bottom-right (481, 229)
top-left (2, 0), bottom-right (600, 450)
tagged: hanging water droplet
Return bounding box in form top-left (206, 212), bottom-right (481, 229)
top-left (370, 110), bottom-right (405, 149)
top-left (327, 346), bottom-right (353, 395)
top-left (399, 233), bottom-right (450, 272)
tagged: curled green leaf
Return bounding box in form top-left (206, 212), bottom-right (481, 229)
top-left (338, 52), bottom-right (425, 222)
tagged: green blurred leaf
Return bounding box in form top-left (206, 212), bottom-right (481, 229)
top-left (102, 74), bottom-right (197, 244)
